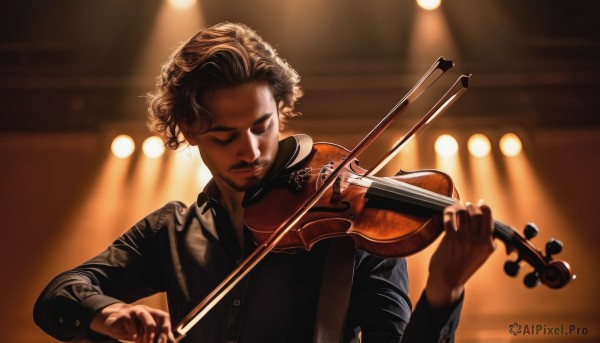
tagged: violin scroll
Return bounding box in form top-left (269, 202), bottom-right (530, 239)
top-left (501, 222), bottom-right (573, 289)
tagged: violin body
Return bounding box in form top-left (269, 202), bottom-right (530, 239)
top-left (244, 142), bottom-right (459, 257)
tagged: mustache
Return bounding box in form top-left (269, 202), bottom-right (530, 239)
top-left (230, 159), bottom-right (269, 171)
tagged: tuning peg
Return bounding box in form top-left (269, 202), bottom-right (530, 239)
top-left (523, 223), bottom-right (539, 240)
top-left (524, 271), bottom-right (540, 288)
top-left (504, 260), bottom-right (520, 277)
top-left (545, 238), bottom-right (563, 257)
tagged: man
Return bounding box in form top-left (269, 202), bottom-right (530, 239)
top-left (34, 22), bottom-right (495, 343)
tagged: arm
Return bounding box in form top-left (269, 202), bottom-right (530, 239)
top-left (33, 269), bottom-right (175, 343)
top-left (401, 290), bottom-right (464, 342)
top-left (33, 270), bottom-right (126, 342)
top-left (90, 302), bottom-right (175, 343)
top-left (403, 200), bottom-right (496, 342)
top-left (346, 201), bottom-right (494, 343)
top-left (345, 253), bottom-right (464, 343)
top-left (425, 201), bottom-right (496, 308)
top-left (33, 202), bottom-right (184, 342)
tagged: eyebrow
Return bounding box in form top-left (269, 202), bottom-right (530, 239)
top-left (206, 112), bottom-right (273, 133)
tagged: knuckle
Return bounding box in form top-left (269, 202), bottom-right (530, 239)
top-left (470, 210), bottom-right (483, 218)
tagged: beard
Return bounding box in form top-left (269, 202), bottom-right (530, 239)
top-left (223, 158), bottom-right (270, 192)
top-left (222, 175), bottom-right (262, 192)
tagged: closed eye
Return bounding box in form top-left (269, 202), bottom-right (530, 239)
top-left (211, 132), bottom-right (236, 145)
top-left (251, 118), bottom-right (273, 135)
top-left (207, 112), bottom-right (274, 145)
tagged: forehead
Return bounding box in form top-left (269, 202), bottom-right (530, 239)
top-left (202, 81), bottom-right (276, 127)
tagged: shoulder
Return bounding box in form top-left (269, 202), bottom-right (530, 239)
top-left (136, 201), bottom-right (189, 234)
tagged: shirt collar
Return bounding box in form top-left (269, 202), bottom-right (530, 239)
top-left (196, 179), bottom-right (220, 210)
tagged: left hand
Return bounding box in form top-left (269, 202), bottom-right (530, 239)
top-left (425, 200), bottom-right (496, 308)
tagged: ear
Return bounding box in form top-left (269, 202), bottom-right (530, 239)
top-left (179, 123), bottom-right (199, 146)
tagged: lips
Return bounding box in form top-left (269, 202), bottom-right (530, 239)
top-left (230, 165), bottom-right (264, 177)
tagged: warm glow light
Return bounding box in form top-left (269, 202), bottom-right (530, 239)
top-left (167, 0), bottom-right (196, 10)
top-left (197, 161), bottom-right (213, 187)
top-left (111, 135), bottom-right (135, 159)
top-left (417, 0), bottom-right (441, 11)
top-left (142, 136), bottom-right (166, 158)
top-left (435, 134), bottom-right (458, 157)
top-left (468, 134), bottom-right (491, 158)
top-left (176, 146), bottom-right (200, 161)
top-left (500, 133), bottom-right (523, 157)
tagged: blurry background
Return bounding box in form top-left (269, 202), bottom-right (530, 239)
top-left (1, 0), bottom-right (599, 342)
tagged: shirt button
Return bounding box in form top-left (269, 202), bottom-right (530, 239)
top-left (232, 298), bottom-right (241, 307)
top-left (58, 317), bottom-right (64, 324)
top-left (75, 319), bottom-right (80, 327)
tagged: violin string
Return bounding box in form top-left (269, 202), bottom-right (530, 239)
top-left (367, 176), bottom-right (453, 209)
top-left (492, 221), bottom-right (515, 242)
top-left (356, 175), bottom-right (515, 241)
top-left (282, 166), bottom-right (515, 240)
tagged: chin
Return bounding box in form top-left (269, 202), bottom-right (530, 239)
top-left (241, 177), bottom-right (263, 191)
top-left (223, 177), bottom-right (262, 193)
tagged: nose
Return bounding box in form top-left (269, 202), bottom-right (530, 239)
top-left (237, 131), bottom-right (261, 163)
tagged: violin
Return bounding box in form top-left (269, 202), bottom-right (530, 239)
top-left (244, 136), bottom-right (573, 290)
top-left (172, 57), bottom-right (574, 341)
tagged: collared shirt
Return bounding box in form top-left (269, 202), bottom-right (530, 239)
top-left (34, 182), bottom-right (463, 342)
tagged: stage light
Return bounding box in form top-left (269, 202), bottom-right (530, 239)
top-left (435, 134), bottom-right (458, 157)
top-left (111, 135), bottom-right (135, 159)
top-left (168, 0), bottom-right (196, 10)
top-left (500, 133), bottom-right (522, 157)
top-left (142, 136), bottom-right (166, 158)
top-left (468, 134), bottom-right (491, 158)
top-left (417, 0), bottom-right (441, 11)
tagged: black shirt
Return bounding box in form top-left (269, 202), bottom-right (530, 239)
top-left (33, 182), bottom-right (463, 342)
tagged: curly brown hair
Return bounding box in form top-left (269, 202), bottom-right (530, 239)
top-left (146, 22), bottom-right (303, 150)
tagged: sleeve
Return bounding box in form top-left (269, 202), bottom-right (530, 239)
top-left (401, 291), bottom-right (464, 343)
top-left (344, 251), bottom-right (464, 343)
top-left (344, 251), bottom-right (412, 343)
top-left (32, 201), bottom-right (185, 342)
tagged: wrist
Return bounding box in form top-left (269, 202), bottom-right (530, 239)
top-left (90, 302), bottom-right (126, 334)
top-left (425, 277), bottom-right (464, 309)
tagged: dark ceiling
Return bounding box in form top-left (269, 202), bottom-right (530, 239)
top-left (1, 0), bottom-right (599, 133)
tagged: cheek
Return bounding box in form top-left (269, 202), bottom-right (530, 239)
top-left (199, 145), bottom-right (226, 169)
top-left (264, 128), bottom-right (280, 155)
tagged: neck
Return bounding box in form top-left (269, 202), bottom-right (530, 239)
top-left (213, 179), bottom-right (246, 249)
top-left (218, 187), bottom-right (245, 216)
